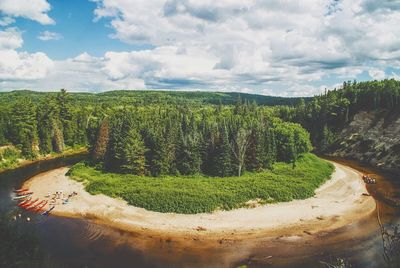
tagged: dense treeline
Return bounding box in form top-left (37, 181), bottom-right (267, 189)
top-left (91, 102), bottom-right (311, 177)
top-left (0, 89), bottom-right (311, 176)
top-left (0, 90), bottom-right (307, 107)
top-left (277, 79), bottom-right (400, 151)
top-left (0, 89), bottom-right (91, 158)
top-left (2, 79), bottom-right (397, 175)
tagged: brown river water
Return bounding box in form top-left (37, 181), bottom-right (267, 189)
top-left (0, 155), bottom-right (399, 268)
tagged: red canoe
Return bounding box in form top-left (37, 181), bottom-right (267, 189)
top-left (21, 198), bottom-right (39, 208)
top-left (27, 200), bottom-right (46, 211)
top-left (33, 201), bottom-right (48, 212)
top-left (17, 191), bottom-right (33, 196)
top-left (25, 199), bottom-right (42, 210)
top-left (18, 197), bottom-right (32, 206)
top-left (14, 188), bottom-right (29, 193)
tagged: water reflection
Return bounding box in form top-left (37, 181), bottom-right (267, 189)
top-left (0, 155), bottom-right (399, 267)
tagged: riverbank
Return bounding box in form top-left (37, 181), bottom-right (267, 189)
top-left (0, 147), bottom-right (87, 174)
top-left (23, 160), bottom-right (375, 240)
top-left (67, 154), bottom-right (334, 214)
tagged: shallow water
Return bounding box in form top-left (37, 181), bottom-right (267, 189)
top-left (0, 155), bottom-right (399, 268)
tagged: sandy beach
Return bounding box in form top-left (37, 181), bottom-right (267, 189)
top-left (23, 161), bottom-right (376, 239)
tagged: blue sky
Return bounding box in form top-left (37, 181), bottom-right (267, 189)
top-left (15, 0), bottom-right (151, 60)
top-left (0, 0), bottom-right (399, 96)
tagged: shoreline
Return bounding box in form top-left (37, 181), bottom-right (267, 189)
top-left (23, 161), bottom-right (376, 239)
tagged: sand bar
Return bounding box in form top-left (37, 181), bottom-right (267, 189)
top-left (23, 161), bottom-right (376, 238)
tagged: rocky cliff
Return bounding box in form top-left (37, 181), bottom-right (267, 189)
top-left (328, 110), bottom-right (400, 174)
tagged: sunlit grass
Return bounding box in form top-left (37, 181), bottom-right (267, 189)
top-left (69, 153), bottom-right (334, 214)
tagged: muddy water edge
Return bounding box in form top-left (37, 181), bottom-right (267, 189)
top-left (0, 154), bottom-right (399, 268)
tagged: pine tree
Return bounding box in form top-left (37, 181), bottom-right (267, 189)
top-left (37, 97), bottom-right (62, 154)
top-left (9, 98), bottom-right (38, 158)
top-left (121, 128), bottom-right (146, 175)
top-left (143, 127), bottom-right (169, 176)
top-left (56, 89), bottom-right (74, 146)
top-left (52, 121), bottom-right (65, 153)
top-left (245, 125), bottom-right (265, 172)
top-left (212, 125), bottom-right (233, 177)
top-left (176, 129), bottom-right (201, 175)
top-left (104, 114), bottom-right (125, 172)
top-left (92, 119), bottom-right (110, 162)
top-left (264, 128), bottom-right (276, 170)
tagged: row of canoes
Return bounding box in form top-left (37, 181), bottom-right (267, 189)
top-left (12, 188), bottom-right (32, 200)
top-left (13, 188), bottom-right (55, 215)
top-left (18, 198), bottom-right (48, 212)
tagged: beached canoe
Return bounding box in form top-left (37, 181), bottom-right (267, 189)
top-left (21, 198), bottom-right (39, 208)
top-left (33, 201), bottom-right (48, 213)
top-left (41, 206), bottom-right (55, 216)
top-left (12, 193), bottom-right (33, 200)
top-left (27, 200), bottom-right (45, 211)
top-left (25, 199), bottom-right (42, 210)
top-left (16, 191), bottom-right (33, 196)
top-left (18, 197), bottom-right (32, 206)
top-left (13, 188), bottom-right (29, 193)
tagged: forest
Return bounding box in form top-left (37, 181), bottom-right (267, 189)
top-left (90, 103), bottom-right (311, 177)
top-left (277, 79), bottom-right (400, 151)
top-left (1, 79), bottom-right (400, 176)
top-left (0, 89), bottom-right (310, 176)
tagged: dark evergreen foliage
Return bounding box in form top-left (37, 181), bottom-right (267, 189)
top-left (278, 79), bottom-right (400, 151)
top-left (90, 100), bottom-right (311, 176)
top-left (9, 80), bottom-right (399, 175)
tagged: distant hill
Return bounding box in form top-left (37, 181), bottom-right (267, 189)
top-left (0, 90), bottom-right (309, 106)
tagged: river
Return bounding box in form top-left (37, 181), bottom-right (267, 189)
top-left (0, 155), bottom-right (399, 268)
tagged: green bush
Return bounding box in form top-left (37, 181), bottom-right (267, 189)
top-left (0, 147), bottom-right (21, 170)
top-left (69, 153), bottom-right (334, 214)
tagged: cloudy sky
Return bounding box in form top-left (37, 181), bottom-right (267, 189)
top-left (0, 0), bottom-right (399, 96)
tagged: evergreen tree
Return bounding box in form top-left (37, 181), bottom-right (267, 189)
top-left (9, 98), bottom-right (38, 158)
top-left (92, 119), bottom-right (110, 163)
top-left (121, 128), bottom-right (146, 175)
top-left (212, 125), bottom-right (233, 177)
top-left (264, 128), bottom-right (277, 170)
top-left (37, 97), bottom-right (62, 154)
top-left (56, 89), bottom-right (74, 146)
top-left (52, 121), bottom-right (65, 153)
top-left (143, 127), bottom-right (169, 176)
top-left (245, 125), bottom-right (265, 172)
top-left (176, 130), bottom-right (201, 175)
top-left (0, 107), bottom-right (9, 145)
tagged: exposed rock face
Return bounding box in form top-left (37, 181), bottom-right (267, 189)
top-left (329, 111), bottom-right (400, 174)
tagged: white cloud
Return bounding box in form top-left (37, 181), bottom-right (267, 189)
top-left (0, 50), bottom-right (54, 80)
top-left (0, 16), bottom-right (15, 26)
top-left (0, 28), bottom-right (22, 50)
top-left (88, 0), bottom-right (400, 90)
top-left (0, 28), bottom-right (54, 80)
top-left (0, 0), bottom-right (54, 25)
top-left (368, 69), bottom-right (386, 80)
top-left (1, 1), bottom-right (400, 95)
top-left (37, 31), bottom-right (63, 41)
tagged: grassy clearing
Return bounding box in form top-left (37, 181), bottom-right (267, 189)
top-left (68, 153), bottom-right (334, 214)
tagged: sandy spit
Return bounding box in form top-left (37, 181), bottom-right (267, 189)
top-left (23, 162), bottom-right (376, 239)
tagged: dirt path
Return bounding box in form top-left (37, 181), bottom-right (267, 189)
top-left (23, 161), bottom-right (375, 239)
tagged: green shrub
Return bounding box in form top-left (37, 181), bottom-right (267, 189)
top-left (0, 147), bottom-right (21, 170)
top-left (69, 154), bottom-right (334, 214)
